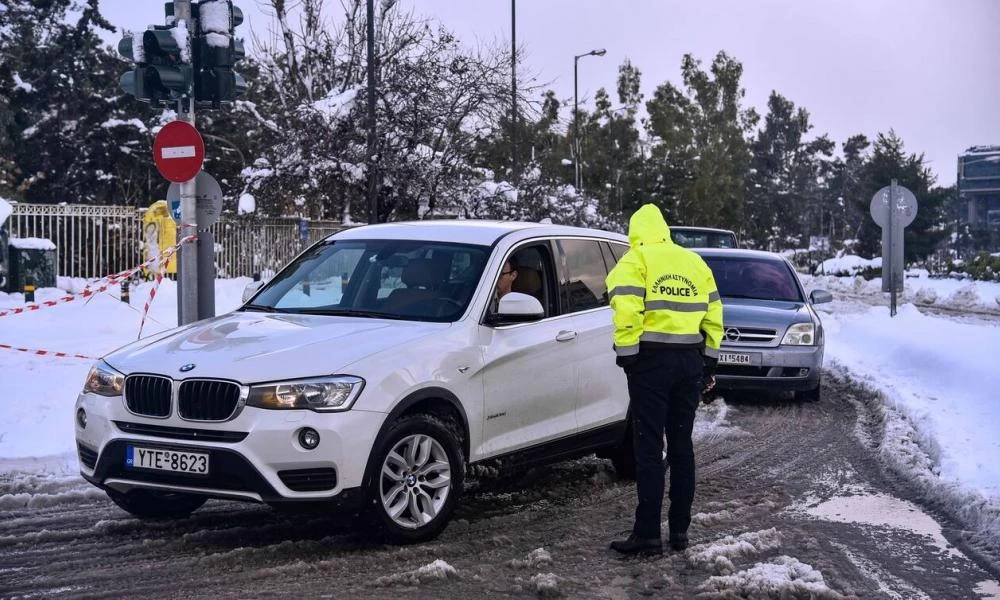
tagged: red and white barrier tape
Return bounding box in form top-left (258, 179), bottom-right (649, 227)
top-left (0, 233), bottom-right (197, 359)
top-left (0, 234), bottom-right (196, 319)
top-left (137, 250), bottom-right (170, 339)
top-left (0, 343), bottom-right (95, 360)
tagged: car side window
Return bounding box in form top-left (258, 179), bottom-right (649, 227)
top-left (555, 239), bottom-right (610, 313)
top-left (607, 242), bottom-right (628, 263)
top-left (492, 243), bottom-right (559, 319)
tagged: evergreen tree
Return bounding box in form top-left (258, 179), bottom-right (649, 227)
top-left (645, 52), bottom-right (757, 230)
top-left (0, 0), bottom-right (156, 205)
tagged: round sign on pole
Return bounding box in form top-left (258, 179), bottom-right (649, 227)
top-left (870, 185), bottom-right (918, 229)
top-left (166, 172), bottom-right (224, 227)
top-left (153, 121), bottom-right (205, 183)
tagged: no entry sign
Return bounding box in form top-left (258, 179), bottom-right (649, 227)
top-left (153, 121), bottom-right (205, 183)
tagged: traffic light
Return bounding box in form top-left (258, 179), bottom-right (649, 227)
top-left (193, 0), bottom-right (247, 108)
top-left (117, 3), bottom-right (193, 106)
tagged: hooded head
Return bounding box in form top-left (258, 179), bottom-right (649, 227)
top-left (628, 203), bottom-right (672, 248)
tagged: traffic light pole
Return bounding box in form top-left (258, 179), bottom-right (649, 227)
top-left (175, 0), bottom-right (199, 326)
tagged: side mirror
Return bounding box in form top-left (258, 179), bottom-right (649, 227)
top-left (491, 292), bottom-right (545, 324)
top-left (810, 289), bottom-right (833, 305)
top-left (242, 280), bottom-right (264, 303)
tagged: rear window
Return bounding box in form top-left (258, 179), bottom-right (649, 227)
top-left (703, 257), bottom-right (802, 302)
top-left (672, 229), bottom-right (737, 249)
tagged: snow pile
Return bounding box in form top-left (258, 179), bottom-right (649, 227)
top-left (693, 399), bottom-right (736, 440)
top-left (372, 559), bottom-right (458, 586)
top-left (698, 556), bottom-right (841, 599)
top-left (913, 286), bottom-right (938, 305)
top-left (686, 528), bottom-right (783, 574)
top-left (805, 273), bottom-right (1000, 313)
top-left (823, 304), bottom-right (1000, 554)
top-left (12, 73), bottom-right (35, 93)
top-left (238, 193), bottom-right (256, 215)
top-left (529, 572), bottom-right (561, 598)
top-left (0, 279), bottom-right (248, 459)
top-left (311, 87), bottom-right (360, 122)
top-left (815, 255), bottom-right (880, 276)
top-left (8, 237), bottom-right (56, 250)
top-left (0, 487), bottom-right (105, 510)
top-left (508, 547), bottom-right (552, 569)
top-left (0, 195), bottom-right (11, 225)
top-left (100, 118), bottom-right (149, 133)
top-left (198, 0), bottom-right (232, 48)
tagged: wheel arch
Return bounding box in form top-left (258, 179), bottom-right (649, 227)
top-left (361, 387), bottom-right (470, 490)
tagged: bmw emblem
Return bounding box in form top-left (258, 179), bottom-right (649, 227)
top-left (179, 363), bottom-right (196, 373)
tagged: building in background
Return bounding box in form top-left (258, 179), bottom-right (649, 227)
top-left (957, 145), bottom-right (1000, 254)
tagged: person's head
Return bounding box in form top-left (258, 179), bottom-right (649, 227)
top-left (497, 255), bottom-right (518, 297)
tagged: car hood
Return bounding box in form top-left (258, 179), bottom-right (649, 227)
top-left (721, 297), bottom-right (812, 329)
top-left (104, 311), bottom-right (448, 383)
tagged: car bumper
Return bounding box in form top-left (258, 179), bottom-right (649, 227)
top-left (714, 344), bottom-right (823, 392)
top-left (74, 391), bottom-right (386, 505)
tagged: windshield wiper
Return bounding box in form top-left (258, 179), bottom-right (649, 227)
top-left (241, 304), bottom-right (285, 313)
top-left (723, 294), bottom-right (798, 302)
top-left (292, 308), bottom-right (408, 320)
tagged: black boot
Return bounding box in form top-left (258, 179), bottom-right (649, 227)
top-left (668, 531), bottom-right (688, 551)
top-left (609, 534), bottom-right (663, 555)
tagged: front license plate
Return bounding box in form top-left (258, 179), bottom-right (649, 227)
top-left (126, 446), bottom-right (209, 475)
top-left (719, 352), bottom-right (752, 365)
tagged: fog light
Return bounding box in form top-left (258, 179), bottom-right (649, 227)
top-left (298, 427), bottom-right (320, 450)
top-left (798, 368), bottom-right (810, 377)
top-left (76, 408), bottom-right (87, 429)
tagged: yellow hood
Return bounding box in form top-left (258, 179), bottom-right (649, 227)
top-left (628, 203), bottom-right (672, 248)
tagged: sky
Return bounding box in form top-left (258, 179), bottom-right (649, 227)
top-left (96, 0), bottom-right (1000, 183)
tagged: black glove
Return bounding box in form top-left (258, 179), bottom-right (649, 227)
top-left (701, 355), bottom-right (718, 403)
top-left (703, 355), bottom-right (718, 379)
top-left (616, 354), bottom-right (639, 370)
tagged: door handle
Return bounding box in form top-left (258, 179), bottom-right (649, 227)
top-left (555, 330), bottom-right (578, 342)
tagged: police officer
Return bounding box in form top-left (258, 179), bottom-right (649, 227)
top-left (606, 204), bottom-right (723, 555)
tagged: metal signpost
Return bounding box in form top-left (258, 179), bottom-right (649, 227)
top-left (153, 118), bottom-right (205, 325)
top-left (119, 0), bottom-right (246, 326)
top-left (870, 179), bottom-right (918, 316)
top-left (167, 171), bottom-right (223, 319)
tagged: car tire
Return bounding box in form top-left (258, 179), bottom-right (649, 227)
top-left (795, 379), bottom-right (822, 402)
top-left (105, 488), bottom-right (207, 519)
top-left (365, 414), bottom-right (465, 544)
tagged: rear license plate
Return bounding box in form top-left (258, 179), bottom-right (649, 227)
top-left (719, 352), bottom-right (752, 365)
top-left (126, 446), bottom-right (209, 475)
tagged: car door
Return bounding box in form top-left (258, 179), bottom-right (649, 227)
top-left (479, 241), bottom-right (580, 457)
top-left (555, 238), bottom-right (629, 432)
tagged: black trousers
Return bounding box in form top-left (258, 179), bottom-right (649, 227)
top-left (625, 347), bottom-right (702, 540)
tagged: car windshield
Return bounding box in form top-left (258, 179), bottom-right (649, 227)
top-left (246, 239), bottom-right (490, 322)
top-left (672, 229), bottom-right (737, 248)
top-left (703, 256), bottom-right (803, 302)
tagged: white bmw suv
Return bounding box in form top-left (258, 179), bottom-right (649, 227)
top-left (75, 221), bottom-right (639, 542)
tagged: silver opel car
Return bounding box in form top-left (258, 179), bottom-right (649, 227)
top-left (695, 248), bottom-right (832, 401)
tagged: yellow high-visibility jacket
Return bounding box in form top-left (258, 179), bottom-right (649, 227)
top-left (605, 204), bottom-right (724, 359)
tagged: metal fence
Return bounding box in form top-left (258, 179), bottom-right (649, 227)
top-left (6, 203), bottom-right (347, 280)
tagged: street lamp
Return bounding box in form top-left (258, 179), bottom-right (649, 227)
top-left (573, 47), bottom-right (606, 192)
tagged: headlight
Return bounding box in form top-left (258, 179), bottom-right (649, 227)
top-left (84, 360), bottom-right (125, 396)
top-left (781, 323), bottom-right (816, 346)
top-left (247, 375), bottom-right (365, 412)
